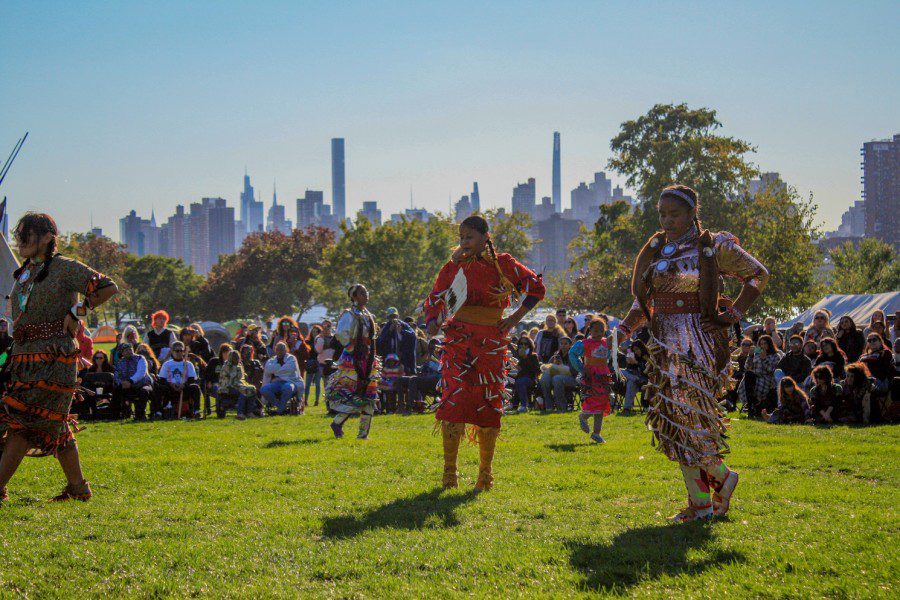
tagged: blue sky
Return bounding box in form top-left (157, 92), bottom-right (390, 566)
top-left (1, 0), bottom-right (897, 237)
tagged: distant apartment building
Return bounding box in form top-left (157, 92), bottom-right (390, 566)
top-left (119, 210), bottom-right (160, 256)
top-left (358, 201), bottom-right (382, 227)
top-left (296, 190), bottom-right (340, 230)
top-left (454, 195), bottom-right (474, 222)
top-left (570, 172), bottom-right (612, 224)
top-left (826, 200), bottom-right (866, 239)
top-left (530, 213), bottom-right (582, 275)
top-left (862, 134), bottom-right (900, 247)
top-left (511, 178), bottom-right (536, 217)
top-left (748, 172), bottom-right (787, 196)
top-left (390, 207), bottom-right (434, 223)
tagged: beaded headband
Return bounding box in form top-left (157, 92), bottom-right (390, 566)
top-left (660, 188), bottom-right (696, 208)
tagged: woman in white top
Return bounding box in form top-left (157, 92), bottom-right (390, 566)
top-left (324, 284), bottom-right (380, 439)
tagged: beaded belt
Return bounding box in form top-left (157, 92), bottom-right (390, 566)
top-left (454, 306), bottom-right (504, 326)
top-left (13, 319), bottom-right (69, 343)
top-left (652, 293), bottom-right (701, 314)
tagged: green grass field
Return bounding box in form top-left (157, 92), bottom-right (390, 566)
top-left (2, 403), bottom-right (897, 598)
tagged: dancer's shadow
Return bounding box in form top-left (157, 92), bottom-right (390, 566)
top-left (547, 443), bottom-right (590, 452)
top-left (322, 487), bottom-right (477, 539)
top-left (566, 522), bottom-right (743, 593)
top-left (262, 438), bottom-right (320, 449)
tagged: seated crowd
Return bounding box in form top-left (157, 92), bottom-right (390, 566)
top-left (69, 305), bottom-right (900, 426)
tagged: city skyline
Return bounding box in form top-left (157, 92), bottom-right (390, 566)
top-left (2, 2), bottom-right (898, 235)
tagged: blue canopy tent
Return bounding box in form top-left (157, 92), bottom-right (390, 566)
top-left (779, 292), bottom-right (900, 329)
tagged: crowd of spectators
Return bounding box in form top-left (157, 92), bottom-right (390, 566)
top-left (57, 303), bottom-right (900, 428)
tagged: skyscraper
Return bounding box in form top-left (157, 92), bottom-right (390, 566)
top-left (331, 138), bottom-right (346, 222)
top-left (266, 182), bottom-right (292, 233)
top-left (359, 201), bottom-right (382, 227)
top-left (862, 134), bottom-right (899, 247)
top-left (119, 210), bottom-right (145, 255)
top-left (296, 190), bottom-right (326, 229)
top-left (552, 132), bottom-right (561, 213)
top-left (239, 172), bottom-right (264, 237)
top-left (240, 171), bottom-right (254, 233)
top-left (511, 178), bottom-right (536, 217)
top-left (471, 182), bottom-right (481, 213)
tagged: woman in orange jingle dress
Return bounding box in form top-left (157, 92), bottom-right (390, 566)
top-left (424, 215), bottom-right (545, 491)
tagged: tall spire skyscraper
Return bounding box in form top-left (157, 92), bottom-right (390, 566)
top-left (331, 138), bottom-right (346, 222)
top-left (471, 182), bottom-right (481, 212)
top-left (552, 131), bottom-right (561, 214)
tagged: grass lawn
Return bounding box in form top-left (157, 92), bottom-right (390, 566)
top-left (2, 404), bottom-right (897, 598)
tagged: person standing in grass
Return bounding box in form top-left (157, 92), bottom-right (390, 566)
top-left (569, 316), bottom-right (612, 443)
top-left (0, 213), bottom-right (118, 504)
top-left (424, 214), bottom-right (545, 491)
top-left (326, 284), bottom-right (380, 439)
top-left (617, 185), bottom-right (768, 523)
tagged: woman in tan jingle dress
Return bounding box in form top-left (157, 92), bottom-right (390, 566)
top-left (618, 185), bottom-right (768, 523)
top-left (0, 213), bottom-right (118, 504)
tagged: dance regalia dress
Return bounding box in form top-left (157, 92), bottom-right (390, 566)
top-left (571, 337), bottom-right (612, 416)
top-left (325, 306), bottom-right (380, 416)
top-left (424, 252), bottom-right (545, 429)
top-left (0, 256), bottom-right (114, 457)
top-left (626, 228), bottom-right (768, 468)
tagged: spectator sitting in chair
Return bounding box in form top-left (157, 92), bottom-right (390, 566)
top-left (539, 336), bottom-right (577, 413)
top-left (376, 307), bottom-right (417, 377)
top-left (218, 344), bottom-right (258, 420)
top-left (77, 349), bottom-right (115, 419)
top-left (260, 341), bottom-right (303, 415)
top-left (243, 325), bottom-right (269, 361)
top-left (136, 343), bottom-right (160, 375)
top-left (112, 325), bottom-right (141, 365)
top-left (513, 335), bottom-right (541, 413)
top-left (143, 310), bottom-right (177, 362)
top-left (621, 339), bottom-right (649, 413)
top-left (403, 339), bottom-right (442, 413)
top-left (113, 343), bottom-right (154, 420)
top-left (534, 314), bottom-right (566, 363)
top-left (157, 341), bottom-right (202, 418)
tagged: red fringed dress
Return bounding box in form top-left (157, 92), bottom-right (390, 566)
top-left (424, 253), bottom-right (544, 428)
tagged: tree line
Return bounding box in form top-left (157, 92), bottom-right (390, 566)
top-left (57, 103), bottom-right (897, 325)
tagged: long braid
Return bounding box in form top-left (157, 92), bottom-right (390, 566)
top-left (485, 237), bottom-right (516, 298)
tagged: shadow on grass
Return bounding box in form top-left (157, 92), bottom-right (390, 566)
top-left (262, 438), bottom-right (321, 449)
top-left (322, 487), bottom-right (477, 539)
top-left (566, 522), bottom-right (743, 593)
top-left (547, 443), bottom-right (590, 452)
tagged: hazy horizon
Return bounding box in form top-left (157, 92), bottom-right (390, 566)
top-left (2, 1), bottom-right (898, 239)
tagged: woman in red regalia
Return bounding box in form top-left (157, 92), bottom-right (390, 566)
top-left (424, 215), bottom-right (545, 491)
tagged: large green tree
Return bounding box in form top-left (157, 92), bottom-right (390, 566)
top-left (608, 103), bottom-right (758, 237)
top-left (123, 254), bottom-right (203, 322)
top-left (199, 227), bottom-right (333, 321)
top-left (728, 186), bottom-right (823, 320)
top-left (310, 216), bottom-right (457, 318)
top-left (483, 209), bottom-right (535, 258)
top-left (828, 238), bottom-right (900, 295)
top-left (56, 232), bottom-right (129, 325)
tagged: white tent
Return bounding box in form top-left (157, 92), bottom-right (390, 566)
top-left (0, 233), bottom-right (19, 325)
top-left (779, 292), bottom-right (900, 329)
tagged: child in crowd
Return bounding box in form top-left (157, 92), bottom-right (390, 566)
top-left (762, 377), bottom-right (810, 424)
top-left (570, 316), bottom-right (612, 443)
top-left (808, 365), bottom-right (843, 424)
top-left (378, 353), bottom-right (404, 413)
top-left (218, 345), bottom-right (259, 420)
